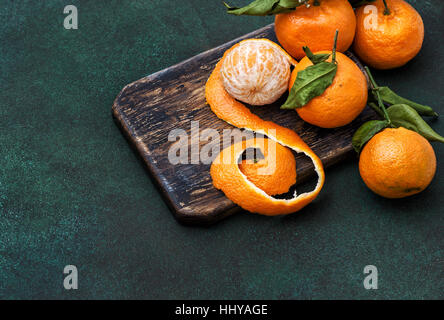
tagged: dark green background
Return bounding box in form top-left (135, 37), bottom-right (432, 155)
top-left (0, 0), bottom-right (442, 299)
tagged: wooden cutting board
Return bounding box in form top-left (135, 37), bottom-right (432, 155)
top-left (112, 23), bottom-right (377, 225)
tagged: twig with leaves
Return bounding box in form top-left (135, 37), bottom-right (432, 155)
top-left (281, 30), bottom-right (339, 109)
top-left (224, 0), bottom-right (377, 16)
top-left (352, 67), bottom-right (443, 153)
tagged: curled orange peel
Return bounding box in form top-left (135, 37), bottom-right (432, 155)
top-left (205, 40), bottom-right (325, 216)
top-left (238, 137), bottom-right (297, 196)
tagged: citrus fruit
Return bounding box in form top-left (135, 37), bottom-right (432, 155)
top-left (359, 127), bottom-right (436, 198)
top-left (353, 0), bottom-right (424, 70)
top-left (220, 39), bottom-right (296, 105)
top-left (274, 0), bottom-right (356, 60)
top-left (206, 43), bottom-right (325, 216)
top-left (288, 51), bottom-right (368, 128)
top-left (238, 138), bottom-right (297, 196)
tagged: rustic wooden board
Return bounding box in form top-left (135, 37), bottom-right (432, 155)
top-left (112, 23), bottom-right (377, 225)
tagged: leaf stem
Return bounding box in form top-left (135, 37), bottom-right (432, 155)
top-left (332, 30), bottom-right (339, 64)
top-left (365, 66), bottom-right (392, 126)
top-left (382, 0), bottom-right (391, 15)
top-left (368, 102), bottom-right (384, 118)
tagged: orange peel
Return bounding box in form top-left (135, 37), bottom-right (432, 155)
top-left (238, 138), bottom-right (297, 196)
top-left (205, 40), bottom-right (325, 216)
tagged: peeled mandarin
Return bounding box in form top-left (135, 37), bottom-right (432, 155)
top-left (220, 39), bottom-right (294, 106)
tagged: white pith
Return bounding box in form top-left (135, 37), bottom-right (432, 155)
top-left (220, 39), bottom-right (292, 106)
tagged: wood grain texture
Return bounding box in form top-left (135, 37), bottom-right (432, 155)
top-left (112, 24), bottom-right (377, 225)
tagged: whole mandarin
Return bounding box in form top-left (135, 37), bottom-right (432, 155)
top-left (275, 0), bottom-right (356, 60)
top-left (353, 0), bottom-right (424, 69)
top-left (359, 127), bottom-right (436, 198)
top-left (288, 51), bottom-right (368, 128)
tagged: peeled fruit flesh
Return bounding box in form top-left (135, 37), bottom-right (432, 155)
top-left (220, 39), bottom-right (294, 106)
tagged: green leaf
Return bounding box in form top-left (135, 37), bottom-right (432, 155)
top-left (348, 0), bottom-right (376, 7)
top-left (275, 0), bottom-right (303, 8)
top-left (224, 0), bottom-right (277, 16)
top-left (352, 120), bottom-right (389, 153)
top-left (224, 0), bottom-right (376, 15)
top-left (387, 104), bottom-right (444, 143)
top-left (281, 61), bottom-right (337, 109)
top-left (303, 46), bottom-right (331, 64)
top-left (224, 0), bottom-right (303, 16)
top-left (378, 86), bottom-right (438, 117)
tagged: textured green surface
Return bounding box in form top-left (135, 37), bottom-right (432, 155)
top-left (0, 0), bottom-right (442, 299)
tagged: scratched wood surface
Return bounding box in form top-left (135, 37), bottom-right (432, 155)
top-left (112, 24), bottom-right (377, 225)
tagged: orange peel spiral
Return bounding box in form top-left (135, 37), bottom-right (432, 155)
top-left (205, 39), bottom-right (325, 216)
top-left (238, 137), bottom-right (297, 196)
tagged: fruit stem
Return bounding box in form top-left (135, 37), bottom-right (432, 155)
top-left (313, 0), bottom-right (321, 6)
top-left (365, 66), bottom-right (392, 126)
top-left (382, 0), bottom-right (391, 15)
top-left (368, 102), bottom-right (385, 118)
top-left (332, 30), bottom-right (339, 64)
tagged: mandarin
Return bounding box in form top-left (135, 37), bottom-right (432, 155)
top-left (220, 39), bottom-right (296, 106)
top-left (353, 0), bottom-right (424, 69)
top-left (275, 0), bottom-right (356, 60)
top-left (288, 51), bottom-right (368, 128)
top-left (359, 127), bottom-right (436, 198)
top-left (206, 44), bottom-right (325, 216)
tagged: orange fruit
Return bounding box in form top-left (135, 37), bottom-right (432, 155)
top-left (221, 39), bottom-right (296, 105)
top-left (359, 127), bottom-right (436, 198)
top-left (288, 51), bottom-right (368, 128)
top-left (275, 0), bottom-right (356, 60)
top-left (353, 0), bottom-right (424, 70)
top-left (238, 138), bottom-right (296, 196)
top-left (206, 43), bottom-right (325, 216)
